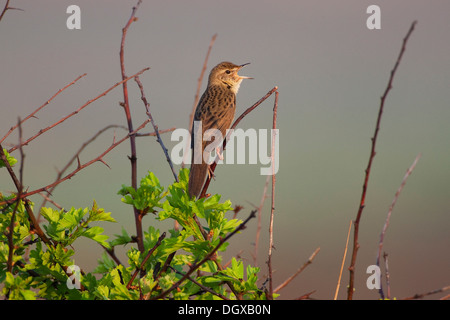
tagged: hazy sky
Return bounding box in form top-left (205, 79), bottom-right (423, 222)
top-left (1, 1), bottom-right (449, 300)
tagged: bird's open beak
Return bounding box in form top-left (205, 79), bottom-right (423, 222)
top-left (238, 63), bottom-right (253, 79)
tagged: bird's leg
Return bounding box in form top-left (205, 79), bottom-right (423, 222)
top-left (207, 165), bottom-right (216, 180)
top-left (215, 146), bottom-right (224, 161)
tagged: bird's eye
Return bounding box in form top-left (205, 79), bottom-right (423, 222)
top-left (225, 70), bottom-right (231, 74)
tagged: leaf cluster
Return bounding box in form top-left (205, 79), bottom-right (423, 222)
top-left (1, 165), bottom-right (265, 300)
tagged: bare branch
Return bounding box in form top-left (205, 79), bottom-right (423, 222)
top-left (383, 252), bottom-right (391, 299)
top-left (402, 285), bottom-right (450, 300)
top-left (134, 76), bottom-right (178, 182)
top-left (8, 68), bottom-right (149, 153)
top-left (347, 20), bottom-right (417, 299)
top-left (1, 74), bottom-right (87, 145)
top-left (182, 34), bottom-right (218, 168)
top-left (0, 0), bottom-right (23, 22)
top-left (376, 153), bottom-right (421, 299)
top-left (253, 175), bottom-right (270, 266)
top-left (199, 86), bottom-right (278, 198)
top-left (274, 247), bottom-right (320, 294)
top-left (119, 0), bottom-right (144, 254)
top-left (266, 90), bottom-right (279, 300)
top-left (0, 119), bottom-right (151, 207)
top-left (334, 220), bottom-right (352, 300)
top-left (0, 144), bottom-right (52, 245)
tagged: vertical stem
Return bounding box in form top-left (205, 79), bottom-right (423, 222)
top-left (347, 21), bottom-right (416, 299)
top-left (120, 0), bottom-right (144, 253)
top-left (267, 90), bottom-right (278, 299)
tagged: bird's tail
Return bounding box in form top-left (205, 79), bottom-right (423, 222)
top-left (188, 163), bottom-right (208, 198)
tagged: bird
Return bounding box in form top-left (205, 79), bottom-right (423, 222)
top-left (188, 61), bottom-right (252, 199)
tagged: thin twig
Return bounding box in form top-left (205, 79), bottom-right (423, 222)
top-left (274, 247), bottom-right (320, 294)
top-left (119, 0), bottom-right (144, 254)
top-left (383, 252), bottom-right (391, 299)
top-left (0, 0), bottom-right (10, 21)
top-left (38, 124), bottom-right (127, 215)
top-left (6, 119), bottom-right (25, 272)
top-left (6, 193), bottom-right (21, 273)
top-left (347, 21), bottom-right (417, 300)
top-left (295, 290), bottom-right (316, 300)
top-left (334, 220), bottom-right (352, 300)
top-left (253, 175), bottom-right (271, 266)
top-left (266, 90), bottom-right (279, 300)
top-left (199, 86), bottom-right (278, 198)
top-left (0, 120), bottom-right (151, 207)
top-left (0, 145), bottom-right (51, 245)
top-left (376, 153), bottom-right (421, 299)
top-left (402, 285), bottom-right (450, 300)
top-left (8, 68), bottom-right (149, 153)
top-left (127, 232), bottom-right (166, 289)
top-left (38, 192), bottom-right (63, 210)
top-left (169, 266), bottom-right (229, 300)
top-left (1, 74), bottom-right (87, 145)
top-left (150, 210), bottom-right (256, 300)
top-left (134, 76), bottom-right (178, 182)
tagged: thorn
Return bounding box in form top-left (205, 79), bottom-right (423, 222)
top-left (98, 158), bottom-right (111, 169)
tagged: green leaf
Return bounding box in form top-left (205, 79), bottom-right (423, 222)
top-left (0, 149), bottom-right (17, 168)
top-left (88, 200), bottom-right (116, 223)
top-left (110, 227), bottom-right (132, 247)
top-left (82, 226), bottom-right (110, 248)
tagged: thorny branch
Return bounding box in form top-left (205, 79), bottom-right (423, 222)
top-left (0, 74), bottom-right (87, 145)
top-left (266, 90), bottom-right (279, 300)
top-left (119, 0), bottom-right (145, 254)
top-left (0, 120), bottom-right (152, 207)
top-left (199, 86), bottom-right (279, 199)
top-left (376, 153), bottom-right (421, 299)
top-left (134, 76), bottom-right (178, 182)
top-left (7, 68), bottom-right (149, 153)
top-left (0, 0), bottom-right (23, 22)
top-left (347, 20), bottom-right (417, 300)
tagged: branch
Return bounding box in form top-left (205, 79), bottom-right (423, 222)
top-left (347, 20), bottom-right (417, 300)
top-left (273, 247), bottom-right (320, 294)
top-left (253, 175), bottom-right (271, 266)
top-left (0, 119), bottom-right (151, 207)
top-left (266, 90), bottom-right (279, 300)
top-left (120, 0), bottom-right (144, 254)
top-left (127, 232), bottom-right (166, 289)
top-left (376, 153), bottom-right (421, 299)
top-left (0, 144), bottom-right (52, 245)
top-left (38, 124), bottom-right (126, 214)
top-left (382, 252), bottom-right (391, 299)
top-left (402, 285), bottom-right (450, 300)
top-left (134, 76), bottom-right (178, 182)
top-left (169, 266), bottom-right (229, 300)
top-left (199, 86), bottom-right (279, 198)
top-left (334, 220), bottom-right (352, 300)
top-left (0, 0), bottom-right (23, 22)
top-left (182, 34), bottom-right (218, 168)
top-left (1, 74), bottom-right (87, 145)
top-left (8, 68), bottom-right (149, 153)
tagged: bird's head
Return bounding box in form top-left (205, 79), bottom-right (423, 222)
top-left (208, 61), bottom-right (253, 94)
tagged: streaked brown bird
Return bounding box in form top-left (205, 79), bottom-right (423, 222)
top-left (188, 61), bottom-right (252, 198)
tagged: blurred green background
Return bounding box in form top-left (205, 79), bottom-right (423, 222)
top-left (1, 0), bottom-right (449, 299)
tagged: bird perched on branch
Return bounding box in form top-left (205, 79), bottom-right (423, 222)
top-left (188, 61), bottom-right (252, 199)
